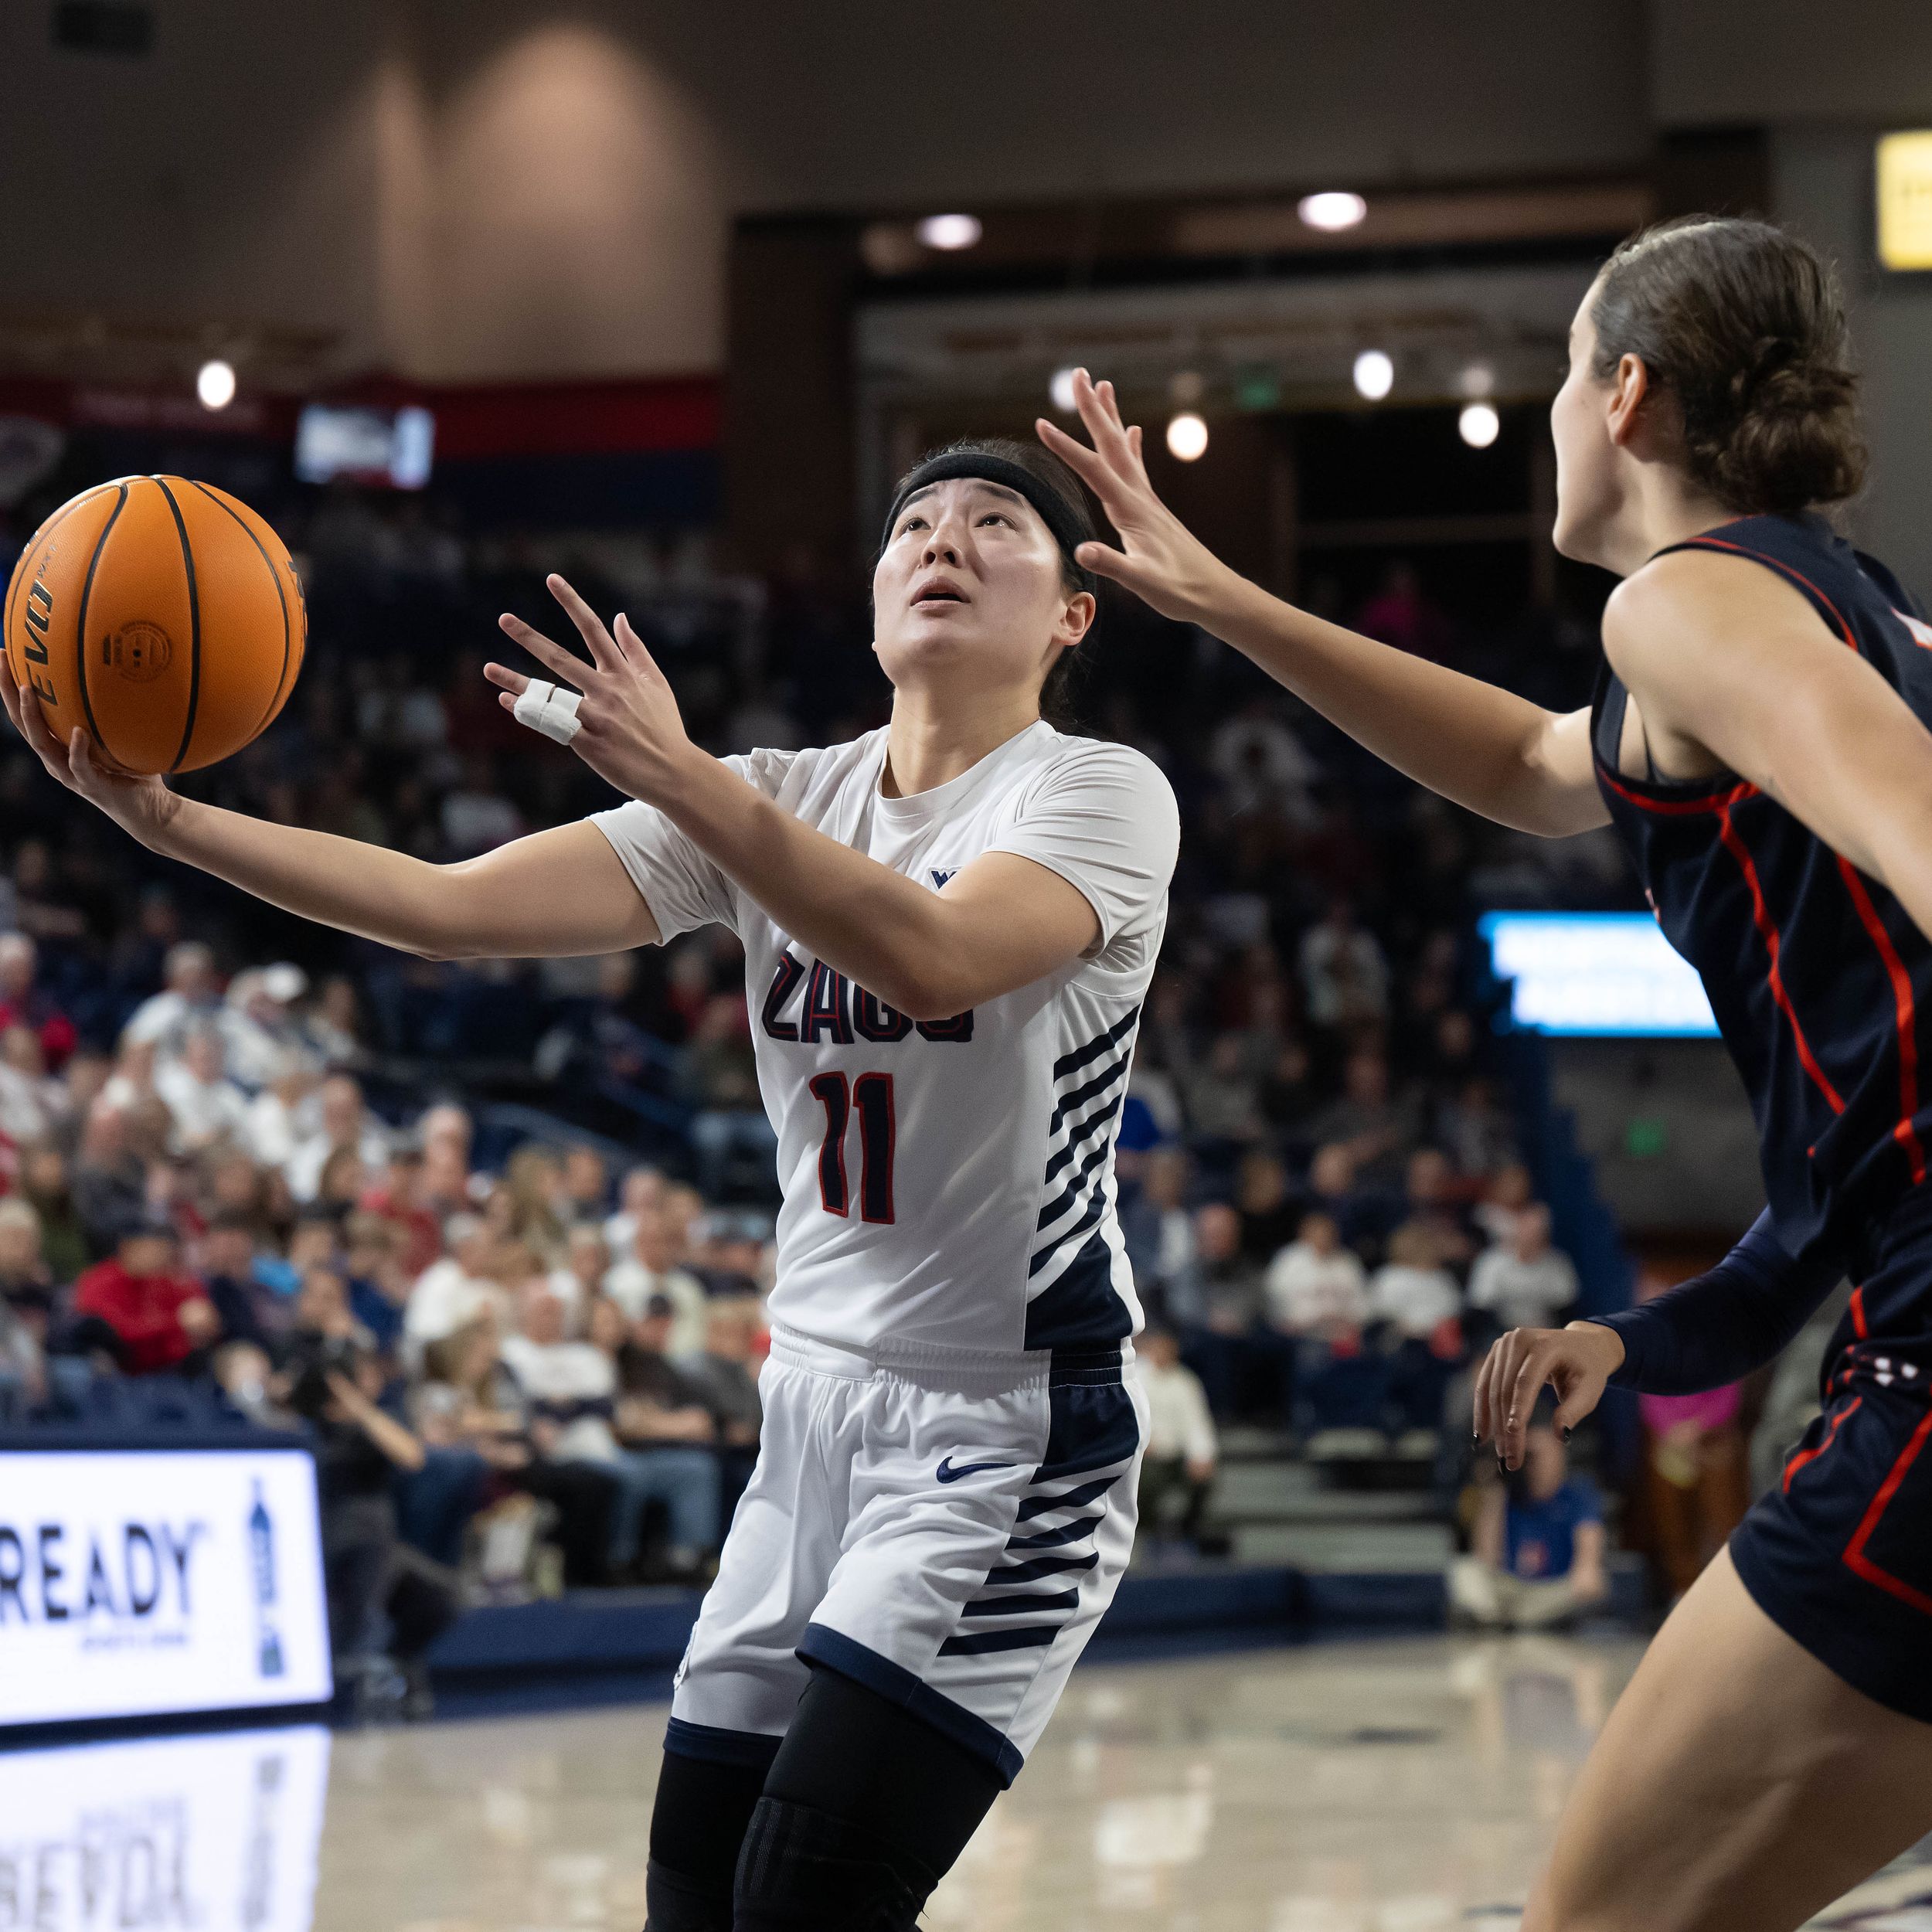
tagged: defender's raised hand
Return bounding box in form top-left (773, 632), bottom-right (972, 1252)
top-left (1036, 369), bottom-right (1238, 628)
top-left (488, 574), bottom-right (702, 809)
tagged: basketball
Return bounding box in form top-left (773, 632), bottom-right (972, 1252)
top-left (3, 474), bottom-right (304, 776)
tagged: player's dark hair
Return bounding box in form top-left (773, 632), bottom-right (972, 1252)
top-left (1590, 216), bottom-right (1866, 516)
top-left (885, 437), bottom-right (1099, 730)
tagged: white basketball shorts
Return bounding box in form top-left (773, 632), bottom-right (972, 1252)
top-left (665, 1321), bottom-right (1148, 1785)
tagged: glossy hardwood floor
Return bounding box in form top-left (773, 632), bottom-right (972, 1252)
top-left (300, 1635), bottom-right (1932, 1932)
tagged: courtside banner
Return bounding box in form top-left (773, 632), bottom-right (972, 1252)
top-left (0, 1725), bottom-right (331, 1932)
top-left (0, 1449), bottom-right (332, 1727)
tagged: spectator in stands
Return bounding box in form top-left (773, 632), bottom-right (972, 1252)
top-left (0, 1282), bottom-right (46, 1422)
top-left (1355, 558), bottom-right (1454, 663)
top-left (0, 1196), bottom-right (53, 1312)
top-left (197, 1209), bottom-right (296, 1355)
top-left (1451, 1413), bottom-right (1608, 1629)
top-left (1209, 699), bottom-right (1319, 825)
top-left (604, 1163), bottom-right (665, 1258)
top-left (123, 940), bottom-right (222, 1055)
top-left (405, 1212), bottom-right (504, 1357)
top-left (560, 1143), bottom-right (610, 1226)
top-left (342, 1211), bottom-right (411, 1354)
top-left (1396, 1148), bottom-right (1478, 1274)
top-left (1265, 1212), bottom-right (1369, 1337)
top-left (0, 1199), bottom-right (49, 1421)
top-left (600, 1292), bottom-right (722, 1582)
top-left (685, 995), bottom-right (774, 1202)
top-left (1311, 1048), bottom-right (1417, 1186)
top-left (502, 1145), bottom-right (570, 1265)
top-left (414, 1318), bottom-right (616, 1590)
top-left (155, 1023), bottom-right (251, 1154)
top-left (603, 1204), bottom-right (708, 1355)
top-left (1300, 898), bottom-right (1391, 1033)
top-left (1169, 1202), bottom-right (1287, 1420)
top-left (219, 962), bottom-right (315, 1091)
top-left (1135, 1325), bottom-right (1219, 1553)
top-left (1467, 1203), bottom-right (1579, 1334)
top-left (1234, 1151), bottom-right (1300, 1264)
top-left (16, 1143), bottom-right (87, 1280)
top-left (418, 1103), bottom-right (478, 1216)
top-left (71, 1213), bottom-right (218, 1376)
top-left (679, 1295), bottom-right (765, 1450)
top-left (1183, 1034), bottom-right (1268, 1168)
top-left (1472, 1162), bottom-right (1536, 1246)
top-left (549, 1225), bottom-right (611, 1332)
top-left (0, 933), bottom-right (76, 1070)
top-left (1369, 1223), bottom-right (1465, 1439)
top-left (286, 1073), bottom-right (389, 1203)
top-left (0, 1022), bottom-right (66, 1142)
top-left (361, 1141), bottom-right (442, 1279)
top-left (1259, 1035), bottom-right (1322, 1158)
top-left (1120, 1145), bottom-right (1196, 1319)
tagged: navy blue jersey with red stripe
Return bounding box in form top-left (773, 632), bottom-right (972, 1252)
top-left (1591, 513), bottom-right (1932, 1304)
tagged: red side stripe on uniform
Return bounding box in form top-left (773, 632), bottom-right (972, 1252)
top-left (1679, 537), bottom-right (1860, 651)
top-left (1849, 1284), bottom-right (1869, 1339)
top-left (1842, 1404), bottom-right (1932, 1617)
top-left (1836, 856), bottom-right (1929, 1184)
top-left (1715, 802), bottom-right (1846, 1114)
top-left (1783, 1393), bottom-right (1860, 1493)
top-left (1594, 765), bottom-right (1755, 817)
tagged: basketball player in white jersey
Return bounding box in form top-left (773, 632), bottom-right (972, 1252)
top-left (1, 437), bottom-right (1179, 1929)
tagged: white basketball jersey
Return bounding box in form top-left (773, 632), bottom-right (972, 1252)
top-left (593, 721), bottom-right (1179, 1362)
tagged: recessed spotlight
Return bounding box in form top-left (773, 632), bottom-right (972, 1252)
top-left (1352, 349), bottom-right (1394, 401)
top-left (917, 213), bottom-right (982, 251)
top-left (196, 359), bottom-right (236, 411)
top-left (1459, 401), bottom-right (1501, 448)
top-left (1298, 192), bottom-right (1368, 233)
top-left (1166, 412), bottom-right (1209, 461)
top-left (1050, 367), bottom-right (1080, 413)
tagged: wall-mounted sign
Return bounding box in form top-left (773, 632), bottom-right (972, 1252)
top-left (0, 1447), bottom-right (332, 1729)
top-left (1877, 131), bottom-right (1932, 271)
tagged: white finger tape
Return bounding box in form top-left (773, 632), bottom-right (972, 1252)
top-left (512, 679), bottom-right (583, 746)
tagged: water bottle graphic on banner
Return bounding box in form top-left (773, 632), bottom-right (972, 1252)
top-left (250, 1478), bottom-right (286, 1679)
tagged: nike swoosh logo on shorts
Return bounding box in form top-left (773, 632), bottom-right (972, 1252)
top-left (936, 1457), bottom-right (1014, 1483)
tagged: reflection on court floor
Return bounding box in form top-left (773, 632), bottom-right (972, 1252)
top-left (11, 1639), bottom-right (1921, 1932)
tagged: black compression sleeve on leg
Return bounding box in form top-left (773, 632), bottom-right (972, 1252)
top-left (735, 1663), bottom-right (1003, 1927)
top-left (645, 1747), bottom-right (771, 1932)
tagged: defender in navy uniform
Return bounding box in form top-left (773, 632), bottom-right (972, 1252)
top-left (1041, 219), bottom-right (1932, 1929)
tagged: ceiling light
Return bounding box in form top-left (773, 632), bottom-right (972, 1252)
top-left (917, 213), bottom-right (982, 251)
top-left (196, 359), bottom-right (236, 411)
top-left (1049, 367), bottom-right (1080, 413)
top-left (1459, 401), bottom-right (1501, 448)
top-left (1352, 349), bottom-right (1394, 401)
top-left (1298, 192), bottom-right (1368, 233)
top-left (1166, 412), bottom-right (1209, 462)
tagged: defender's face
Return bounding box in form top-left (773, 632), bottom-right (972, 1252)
top-left (1549, 290), bottom-right (1622, 569)
top-left (872, 478), bottom-right (1089, 702)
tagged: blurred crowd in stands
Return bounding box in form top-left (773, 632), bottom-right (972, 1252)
top-left (0, 482), bottom-right (1613, 1674)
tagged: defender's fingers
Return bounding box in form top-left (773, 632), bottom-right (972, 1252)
top-left (1504, 1345), bottom-right (1553, 1469)
top-left (546, 574), bottom-right (625, 672)
top-left (1036, 415), bottom-right (1115, 492)
top-left (1472, 1339), bottom-right (1502, 1444)
top-left (498, 614), bottom-right (590, 689)
top-left (482, 661), bottom-right (532, 696)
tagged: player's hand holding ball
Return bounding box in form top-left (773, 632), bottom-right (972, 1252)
top-left (2, 474), bottom-right (304, 846)
top-left (1035, 368), bottom-right (1240, 628)
top-left (489, 576), bottom-right (700, 809)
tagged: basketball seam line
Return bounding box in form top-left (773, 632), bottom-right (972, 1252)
top-left (151, 476), bottom-right (202, 773)
top-left (185, 478), bottom-right (290, 744)
top-left (75, 482), bottom-right (128, 761)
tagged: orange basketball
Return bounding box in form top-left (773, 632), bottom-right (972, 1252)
top-left (3, 474), bottom-right (305, 776)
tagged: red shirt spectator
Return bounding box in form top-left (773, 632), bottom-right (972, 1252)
top-left (73, 1226), bottom-right (217, 1375)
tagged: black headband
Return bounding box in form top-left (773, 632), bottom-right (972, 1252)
top-left (880, 451), bottom-right (1097, 593)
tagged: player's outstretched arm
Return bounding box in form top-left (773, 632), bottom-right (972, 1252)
top-left (0, 651), bottom-right (658, 961)
top-left (1036, 370), bottom-right (1608, 838)
top-left (491, 580), bottom-right (1108, 1019)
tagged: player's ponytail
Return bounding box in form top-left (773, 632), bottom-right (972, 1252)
top-left (1590, 216), bottom-right (1866, 516)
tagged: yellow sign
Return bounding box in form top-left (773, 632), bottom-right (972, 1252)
top-left (1877, 131), bottom-right (1932, 270)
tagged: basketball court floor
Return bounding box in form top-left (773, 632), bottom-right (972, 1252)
top-left (309, 1634), bottom-right (1932, 1931)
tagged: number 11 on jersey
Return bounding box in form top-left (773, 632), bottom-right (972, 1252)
top-left (808, 1071), bottom-right (897, 1223)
